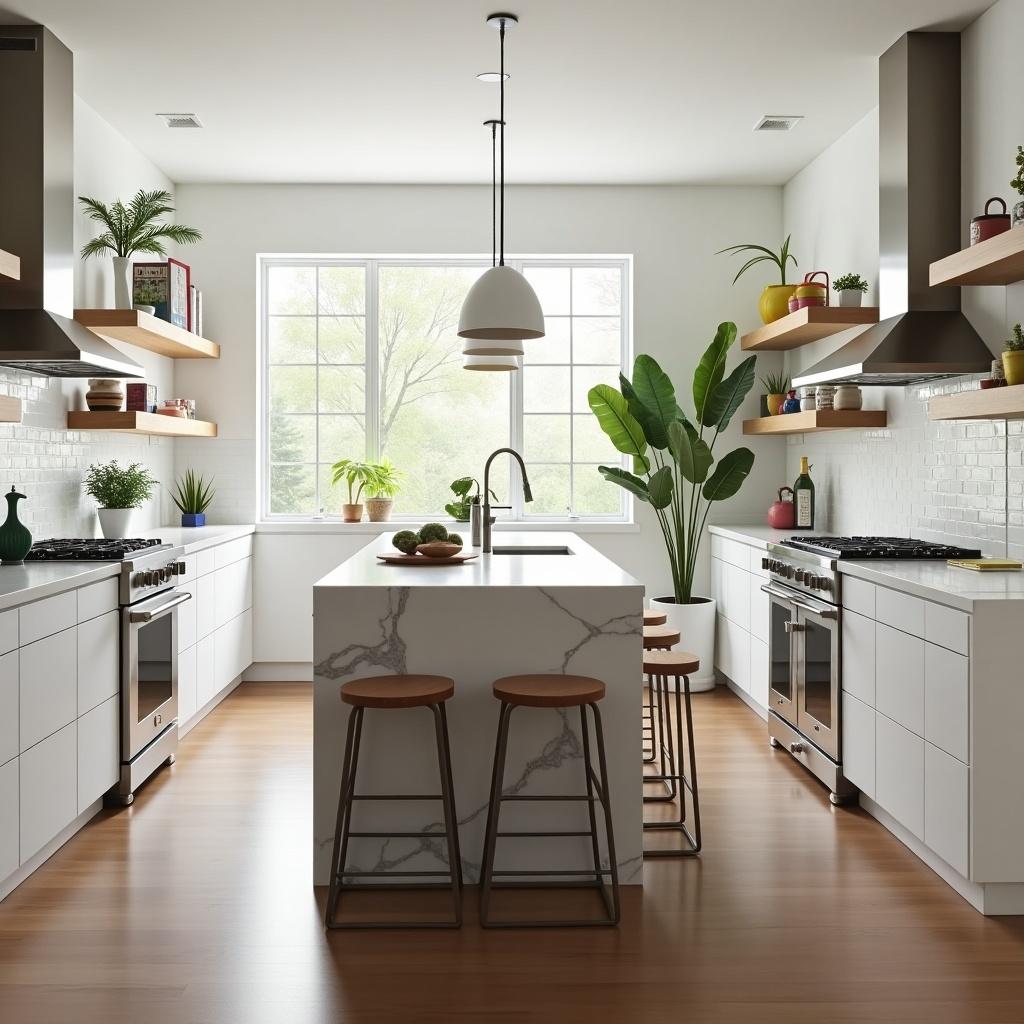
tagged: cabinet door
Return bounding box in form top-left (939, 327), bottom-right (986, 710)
top-left (924, 742), bottom-right (969, 877)
top-left (710, 557), bottom-right (723, 607)
top-left (77, 610), bottom-right (119, 716)
top-left (749, 636), bottom-right (769, 710)
top-left (195, 634), bottom-right (217, 710)
top-left (842, 692), bottom-right (875, 799)
top-left (718, 616), bottom-right (750, 693)
top-left (214, 609), bottom-right (253, 693)
top-left (924, 644), bottom-right (969, 764)
top-left (0, 757), bottom-right (17, 880)
top-left (19, 721), bottom-right (77, 863)
top-left (77, 694), bottom-right (119, 812)
top-left (723, 563), bottom-right (750, 630)
top-left (178, 644), bottom-right (197, 725)
top-left (842, 609), bottom-right (875, 707)
top-left (177, 583), bottom-right (197, 654)
top-left (214, 558), bottom-right (253, 630)
top-left (749, 575), bottom-right (768, 643)
top-left (20, 627), bottom-right (77, 752)
top-left (0, 650), bottom-right (18, 767)
top-left (196, 574), bottom-right (216, 641)
top-left (875, 623), bottom-right (924, 736)
top-left (875, 712), bottom-right (924, 840)
top-left (0, 608), bottom-right (18, 656)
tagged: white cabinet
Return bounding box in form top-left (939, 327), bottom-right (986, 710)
top-left (842, 610), bottom-right (875, 707)
top-left (77, 579), bottom-right (118, 623)
top-left (20, 627), bottom-right (77, 752)
top-left (722, 562), bottom-right (750, 630)
top-left (19, 721), bottom-right (77, 863)
top-left (749, 574), bottom-right (768, 642)
top-left (77, 694), bottom-right (118, 812)
top-left (925, 603), bottom-right (969, 656)
top-left (214, 558), bottom-right (253, 630)
top-left (0, 649), bottom-right (18, 766)
top-left (842, 693), bottom-right (875, 799)
top-left (19, 590), bottom-right (76, 646)
top-left (195, 634), bottom-right (217, 710)
top-left (874, 623), bottom-right (924, 736)
top-left (924, 644), bottom-right (969, 764)
top-left (716, 614), bottom-right (749, 693)
top-left (749, 636), bottom-right (769, 709)
top-left (925, 742), bottom-right (969, 876)
top-left (178, 644), bottom-right (197, 724)
top-left (0, 757), bottom-right (17, 880)
top-left (196, 574), bottom-right (216, 641)
top-left (177, 583), bottom-right (197, 654)
top-left (215, 608), bottom-right (252, 695)
top-left (875, 712), bottom-right (924, 841)
top-left (875, 587), bottom-right (925, 639)
top-left (0, 608), bottom-right (18, 656)
top-left (77, 610), bottom-right (119, 715)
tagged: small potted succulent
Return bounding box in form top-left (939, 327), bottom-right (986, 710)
top-left (1003, 323), bottom-right (1024, 386)
top-left (365, 460), bottom-right (402, 522)
top-left (1012, 146), bottom-right (1024, 228)
top-left (832, 273), bottom-right (869, 307)
top-left (444, 476), bottom-right (497, 521)
top-left (760, 371), bottom-right (789, 417)
top-left (171, 469), bottom-right (214, 527)
top-left (717, 235), bottom-right (799, 324)
top-left (84, 460), bottom-right (156, 538)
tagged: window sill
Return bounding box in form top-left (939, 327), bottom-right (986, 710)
top-left (256, 519), bottom-right (639, 536)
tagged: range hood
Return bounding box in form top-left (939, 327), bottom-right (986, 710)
top-left (0, 26), bottom-right (142, 377)
top-left (794, 32), bottom-right (993, 388)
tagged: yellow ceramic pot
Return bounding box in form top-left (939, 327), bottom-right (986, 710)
top-left (766, 393), bottom-right (786, 416)
top-left (1003, 350), bottom-right (1024, 386)
top-left (759, 284), bottom-right (798, 325)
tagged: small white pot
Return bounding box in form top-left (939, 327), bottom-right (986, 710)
top-left (97, 507), bottom-right (133, 538)
top-left (838, 289), bottom-right (864, 307)
top-left (365, 498), bottom-right (393, 522)
top-left (649, 595), bottom-right (717, 692)
top-left (833, 385), bottom-right (863, 411)
top-left (112, 256), bottom-right (132, 310)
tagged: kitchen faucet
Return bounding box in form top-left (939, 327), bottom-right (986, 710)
top-left (481, 447), bottom-right (533, 553)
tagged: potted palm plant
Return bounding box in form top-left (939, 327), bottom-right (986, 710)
top-left (171, 469), bottom-right (215, 527)
top-left (717, 235), bottom-right (798, 324)
top-left (331, 459), bottom-right (385, 523)
top-left (78, 189), bottom-right (202, 309)
top-left (365, 460), bottom-right (403, 522)
top-left (588, 323), bottom-right (757, 691)
top-left (84, 460), bottom-right (157, 538)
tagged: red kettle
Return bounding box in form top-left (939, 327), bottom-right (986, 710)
top-left (768, 487), bottom-right (795, 529)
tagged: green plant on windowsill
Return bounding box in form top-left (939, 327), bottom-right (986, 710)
top-left (171, 469), bottom-right (214, 527)
top-left (330, 459), bottom-right (400, 523)
top-left (444, 476), bottom-right (498, 521)
top-left (364, 459), bottom-right (403, 523)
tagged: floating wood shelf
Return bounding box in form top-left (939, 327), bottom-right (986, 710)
top-left (929, 384), bottom-right (1024, 421)
top-left (74, 309), bottom-right (220, 359)
top-left (67, 411), bottom-right (218, 437)
top-left (0, 396), bottom-right (22, 423)
top-left (929, 230), bottom-right (1024, 287)
top-left (742, 409), bottom-right (888, 435)
top-left (0, 249), bottom-right (20, 281)
top-left (740, 306), bottom-right (880, 351)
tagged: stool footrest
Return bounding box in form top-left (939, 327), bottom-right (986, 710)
top-left (496, 830), bottom-right (593, 838)
top-left (490, 868), bottom-right (615, 877)
top-left (346, 830), bottom-right (449, 839)
top-left (350, 793), bottom-right (444, 801)
top-left (499, 794), bottom-right (596, 803)
top-left (340, 869), bottom-right (453, 878)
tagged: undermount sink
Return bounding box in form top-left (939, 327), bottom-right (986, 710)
top-left (490, 545), bottom-right (573, 555)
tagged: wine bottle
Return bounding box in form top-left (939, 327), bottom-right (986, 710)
top-left (793, 456), bottom-right (815, 530)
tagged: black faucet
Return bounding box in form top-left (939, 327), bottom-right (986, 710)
top-left (482, 447), bottom-right (532, 553)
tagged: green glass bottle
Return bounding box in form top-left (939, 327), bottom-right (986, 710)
top-left (793, 456), bottom-right (815, 530)
top-left (0, 486), bottom-right (32, 565)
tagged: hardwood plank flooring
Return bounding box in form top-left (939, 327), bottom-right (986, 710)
top-left (2, 683), bottom-right (1024, 1023)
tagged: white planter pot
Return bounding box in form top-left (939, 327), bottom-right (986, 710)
top-left (97, 507), bottom-right (133, 539)
top-left (649, 595), bottom-right (717, 692)
top-left (838, 289), bottom-right (863, 307)
top-left (112, 256), bottom-right (132, 310)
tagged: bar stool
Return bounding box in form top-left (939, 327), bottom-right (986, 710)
top-left (643, 609), bottom-right (667, 627)
top-left (325, 674), bottom-right (463, 930)
top-left (642, 650), bottom-right (702, 858)
top-left (642, 623), bottom-right (680, 769)
top-left (479, 674), bottom-right (620, 928)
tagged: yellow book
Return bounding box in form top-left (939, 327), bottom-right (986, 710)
top-left (946, 558), bottom-right (1023, 572)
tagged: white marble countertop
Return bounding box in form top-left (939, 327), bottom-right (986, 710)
top-left (315, 531), bottom-right (642, 589)
top-left (136, 524), bottom-right (255, 555)
top-left (0, 561), bottom-right (120, 612)
top-left (709, 523), bottom-right (801, 549)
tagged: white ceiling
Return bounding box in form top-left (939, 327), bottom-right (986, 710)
top-left (1, 0), bottom-right (995, 185)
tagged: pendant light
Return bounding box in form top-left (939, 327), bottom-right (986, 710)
top-left (458, 12), bottom-right (545, 349)
top-left (463, 354), bottom-right (521, 371)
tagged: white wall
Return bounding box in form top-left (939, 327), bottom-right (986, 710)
top-left (0, 98), bottom-right (177, 538)
top-left (173, 183), bottom-right (785, 665)
top-left (780, 6), bottom-right (1024, 558)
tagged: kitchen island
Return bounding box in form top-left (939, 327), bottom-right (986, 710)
top-left (312, 532), bottom-right (644, 886)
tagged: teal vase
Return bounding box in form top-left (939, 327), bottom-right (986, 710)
top-left (0, 486), bottom-right (32, 566)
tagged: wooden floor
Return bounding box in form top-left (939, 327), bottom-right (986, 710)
top-left (2, 683), bottom-right (1024, 1023)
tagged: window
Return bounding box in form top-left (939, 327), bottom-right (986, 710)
top-left (260, 256), bottom-right (631, 521)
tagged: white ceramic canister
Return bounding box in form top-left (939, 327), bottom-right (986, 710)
top-left (815, 385), bottom-right (836, 410)
top-left (833, 385), bottom-right (863, 411)
top-left (798, 385), bottom-right (817, 412)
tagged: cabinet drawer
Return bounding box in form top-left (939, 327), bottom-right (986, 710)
top-left (77, 610), bottom-right (119, 716)
top-left (214, 608), bottom-right (253, 693)
top-left (215, 535), bottom-right (253, 569)
top-left (0, 650), bottom-right (17, 767)
top-left (876, 587), bottom-right (925, 639)
top-left (722, 562), bottom-right (750, 630)
top-left (925, 742), bottom-right (969, 877)
top-left (214, 558), bottom-right (253, 630)
top-left (20, 590), bottom-right (76, 646)
top-left (77, 694), bottom-right (118, 812)
top-left (842, 609), bottom-right (875, 708)
top-left (20, 721), bottom-right (77, 863)
top-left (842, 692), bottom-right (875, 799)
top-left (0, 608), bottom-right (17, 656)
top-left (77, 578), bottom-right (118, 623)
top-left (749, 575), bottom-right (768, 643)
top-left (710, 557), bottom-right (723, 605)
top-left (196, 575), bottom-right (216, 641)
top-left (712, 535), bottom-right (750, 571)
top-left (178, 553), bottom-right (198, 584)
top-left (749, 636), bottom-right (769, 710)
top-left (0, 757), bottom-right (17, 880)
top-left (925, 603), bottom-right (969, 656)
top-left (177, 583), bottom-right (198, 653)
top-left (196, 548), bottom-right (216, 578)
top-left (178, 644), bottom-right (197, 725)
top-left (195, 634), bottom-right (216, 710)
top-left (20, 627), bottom-right (77, 752)
top-left (924, 644), bottom-right (969, 764)
top-left (716, 615), bottom-right (749, 692)
top-left (875, 712), bottom-right (924, 840)
top-left (875, 622), bottom-right (924, 736)
top-left (842, 576), bottom-right (875, 618)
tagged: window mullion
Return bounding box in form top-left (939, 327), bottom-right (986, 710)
top-left (365, 260), bottom-right (380, 462)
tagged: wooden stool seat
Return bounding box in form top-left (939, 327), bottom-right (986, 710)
top-left (493, 674), bottom-right (605, 708)
top-left (643, 624), bottom-right (681, 650)
top-left (643, 609), bottom-right (667, 626)
top-left (643, 650), bottom-right (700, 677)
top-left (341, 674), bottom-right (455, 709)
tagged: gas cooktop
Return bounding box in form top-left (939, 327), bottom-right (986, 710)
top-left (781, 536), bottom-right (983, 560)
top-left (25, 538), bottom-right (169, 561)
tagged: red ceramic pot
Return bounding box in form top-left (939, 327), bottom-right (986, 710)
top-left (971, 198), bottom-right (1011, 245)
top-left (768, 486), bottom-right (796, 529)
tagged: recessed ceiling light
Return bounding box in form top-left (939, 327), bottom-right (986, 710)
top-left (476, 72), bottom-right (509, 82)
top-left (156, 112), bottom-right (203, 128)
top-left (753, 114), bottom-right (803, 132)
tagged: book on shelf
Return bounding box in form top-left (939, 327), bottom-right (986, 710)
top-left (189, 284), bottom-right (203, 335)
top-left (125, 382), bottom-right (157, 413)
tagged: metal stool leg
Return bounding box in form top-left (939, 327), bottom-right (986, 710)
top-left (644, 672), bottom-right (677, 802)
top-left (479, 702), bottom-right (513, 928)
top-left (642, 676), bottom-right (658, 764)
top-left (325, 706), bottom-right (364, 927)
top-left (583, 702), bottom-right (620, 924)
top-left (438, 702), bottom-right (463, 889)
top-left (431, 705), bottom-right (463, 927)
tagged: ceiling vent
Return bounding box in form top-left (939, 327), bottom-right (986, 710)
top-left (157, 112), bottom-right (202, 128)
top-left (753, 114), bottom-right (802, 132)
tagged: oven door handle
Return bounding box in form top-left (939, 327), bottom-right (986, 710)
top-left (129, 592), bottom-right (191, 623)
top-left (760, 582), bottom-right (838, 620)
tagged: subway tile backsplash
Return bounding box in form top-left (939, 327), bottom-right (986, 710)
top-left (786, 375), bottom-right (1022, 561)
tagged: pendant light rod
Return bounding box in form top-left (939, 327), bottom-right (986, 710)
top-left (483, 119), bottom-right (502, 267)
top-left (487, 13), bottom-right (518, 266)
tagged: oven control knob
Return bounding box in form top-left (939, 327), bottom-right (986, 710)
top-left (175, 561), bottom-right (187, 575)
top-left (133, 571), bottom-right (146, 587)
top-left (761, 557), bottom-right (769, 570)
top-left (795, 569), bottom-right (805, 582)
top-left (805, 573), bottom-right (816, 588)
top-left (818, 577), bottom-right (832, 593)
top-left (162, 567), bottom-right (173, 582)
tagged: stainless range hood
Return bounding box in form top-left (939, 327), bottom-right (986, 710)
top-left (0, 26), bottom-right (142, 377)
top-left (794, 32), bottom-right (993, 389)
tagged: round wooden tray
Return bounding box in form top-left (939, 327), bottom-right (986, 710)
top-left (376, 551), bottom-right (478, 566)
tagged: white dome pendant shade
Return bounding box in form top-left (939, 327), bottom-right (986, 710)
top-left (463, 353), bottom-right (521, 371)
top-left (459, 266), bottom-right (540, 352)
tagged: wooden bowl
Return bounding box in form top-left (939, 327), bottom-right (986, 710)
top-left (417, 541), bottom-right (462, 559)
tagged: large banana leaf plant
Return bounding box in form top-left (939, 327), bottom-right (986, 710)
top-left (588, 322), bottom-right (757, 604)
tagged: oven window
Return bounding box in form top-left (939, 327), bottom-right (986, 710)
top-left (137, 615), bottom-right (173, 723)
top-left (803, 617), bottom-right (833, 729)
top-left (769, 602), bottom-right (793, 701)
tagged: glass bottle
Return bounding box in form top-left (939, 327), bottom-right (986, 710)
top-left (793, 457), bottom-right (815, 530)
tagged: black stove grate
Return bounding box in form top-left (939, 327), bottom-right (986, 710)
top-left (26, 538), bottom-right (164, 561)
top-left (781, 536), bottom-right (982, 560)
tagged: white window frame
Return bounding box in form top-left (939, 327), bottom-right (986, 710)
top-left (258, 254), bottom-right (633, 525)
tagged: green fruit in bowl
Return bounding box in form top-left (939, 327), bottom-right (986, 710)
top-left (392, 530), bottom-right (420, 555)
top-left (418, 522), bottom-right (449, 543)
top-left (446, 532), bottom-right (464, 548)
